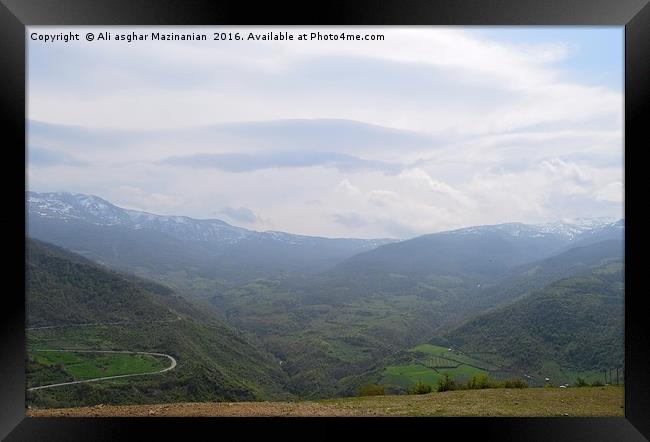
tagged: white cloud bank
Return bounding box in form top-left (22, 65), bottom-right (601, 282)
top-left (27, 26), bottom-right (623, 238)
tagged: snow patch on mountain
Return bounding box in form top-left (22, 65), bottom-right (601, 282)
top-left (445, 217), bottom-right (621, 241)
top-left (27, 191), bottom-right (393, 248)
top-left (28, 191), bottom-right (621, 247)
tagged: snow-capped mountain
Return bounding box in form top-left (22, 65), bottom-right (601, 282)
top-left (446, 217), bottom-right (622, 243)
top-left (26, 191), bottom-right (624, 285)
top-left (28, 192), bottom-right (132, 226)
top-left (27, 191), bottom-right (622, 248)
top-left (330, 215), bottom-right (624, 287)
top-left (533, 217), bottom-right (620, 240)
top-left (27, 191), bottom-right (393, 249)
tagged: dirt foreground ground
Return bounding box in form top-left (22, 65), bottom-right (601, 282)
top-left (26, 386), bottom-right (624, 417)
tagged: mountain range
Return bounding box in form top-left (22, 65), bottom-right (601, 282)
top-left (25, 191), bottom-right (625, 402)
top-left (27, 191), bottom-right (622, 282)
top-left (27, 191), bottom-right (393, 284)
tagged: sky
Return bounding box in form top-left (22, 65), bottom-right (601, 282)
top-left (26, 26), bottom-right (624, 239)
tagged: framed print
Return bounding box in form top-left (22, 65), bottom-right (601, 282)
top-left (1, 0), bottom-right (648, 440)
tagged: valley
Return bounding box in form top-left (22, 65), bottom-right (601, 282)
top-left (25, 191), bottom-right (625, 413)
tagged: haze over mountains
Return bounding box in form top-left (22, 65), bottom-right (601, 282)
top-left (27, 191), bottom-right (622, 281)
top-left (27, 191), bottom-right (394, 282)
top-left (26, 190), bottom-right (625, 403)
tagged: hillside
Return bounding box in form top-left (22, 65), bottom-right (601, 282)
top-left (443, 264), bottom-right (624, 383)
top-left (462, 239), bottom-right (624, 312)
top-left (26, 239), bottom-right (291, 408)
top-left (27, 239), bottom-right (177, 327)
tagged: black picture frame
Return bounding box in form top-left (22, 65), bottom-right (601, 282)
top-left (1, 0), bottom-right (647, 440)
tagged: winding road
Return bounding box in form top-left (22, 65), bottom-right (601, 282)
top-left (28, 349), bottom-right (177, 391)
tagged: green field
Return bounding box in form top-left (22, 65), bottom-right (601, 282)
top-left (382, 363), bottom-right (487, 389)
top-left (380, 343), bottom-right (497, 389)
top-left (402, 344), bottom-right (614, 388)
top-left (28, 351), bottom-right (168, 387)
top-left (410, 344), bottom-right (499, 369)
top-left (427, 357), bottom-right (458, 368)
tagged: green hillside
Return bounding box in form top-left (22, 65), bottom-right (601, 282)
top-left (26, 239), bottom-right (291, 408)
top-left (27, 239), bottom-right (177, 327)
top-left (443, 263), bottom-right (624, 385)
top-left (465, 239), bottom-right (623, 312)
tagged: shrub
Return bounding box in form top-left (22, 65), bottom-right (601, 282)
top-left (409, 381), bottom-right (432, 395)
top-left (504, 379), bottom-right (528, 389)
top-left (437, 373), bottom-right (457, 392)
top-left (467, 375), bottom-right (493, 389)
top-left (575, 377), bottom-right (588, 387)
top-left (590, 380), bottom-right (604, 387)
top-left (358, 384), bottom-right (385, 396)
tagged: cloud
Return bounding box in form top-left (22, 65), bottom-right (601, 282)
top-left (332, 212), bottom-right (419, 239)
top-left (367, 190), bottom-right (401, 207)
top-left (27, 118), bottom-right (440, 162)
top-left (398, 168), bottom-right (477, 208)
top-left (159, 151), bottom-right (403, 174)
top-left (27, 27), bottom-right (622, 136)
top-left (541, 158), bottom-right (589, 183)
top-left (594, 181), bottom-right (623, 203)
top-left (26, 27), bottom-right (623, 238)
top-left (112, 186), bottom-right (180, 213)
top-left (337, 179), bottom-right (360, 196)
top-left (28, 146), bottom-right (88, 167)
top-left (217, 206), bottom-right (261, 224)
top-left (332, 213), bottom-right (369, 229)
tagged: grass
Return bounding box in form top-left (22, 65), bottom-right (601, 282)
top-left (381, 343), bottom-right (499, 389)
top-left (27, 386), bottom-right (624, 417)
top-left (319, 386), bottom-right (624, 416)
top-left (404, 344), bottom-right (614, 388)
top-left (30, 351), bottom-right (168, 382)
top-left (382, 363), bottom-right (487, 389)
top-left (384, 364), bottom-right (446, 387)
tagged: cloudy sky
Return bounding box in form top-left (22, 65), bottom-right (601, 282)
top-left (27, 26), bottom-right (624, 239)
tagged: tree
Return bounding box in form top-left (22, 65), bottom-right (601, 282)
top-left (467, 374), bottom-right (492, 389)
top-left (437, 374), bottom-right (457, 392)
top-left (409, 381), bottom-right (432, 395)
